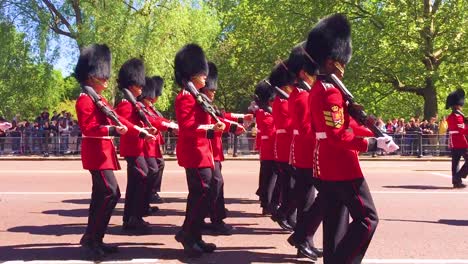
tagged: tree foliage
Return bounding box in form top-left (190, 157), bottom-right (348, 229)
top-left (0, 0), bottom-right (466, 120)
top-left (0, 21), bottom-right (77, 120)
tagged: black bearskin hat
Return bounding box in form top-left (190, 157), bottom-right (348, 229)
top-left (142, 76), bottom-right (164, 99)
top-left (305, 14), bottom-right (352, 68)
top-left (74, 44), bottom-right (111, 84)
top-left (174, 44), bottom-right (208, 87)
top-left (117, 58), bottom-right (146, 90)
top-left (446, 89), bottom-right (465, 109)
top-left (290, 41), bottom-right (319, 76)
top-left (268, 59), bottom-right (296, 89)
top-left (254, 80), bottom-right (275, 104)
top-left (203, 62), bottom-right (218, 91)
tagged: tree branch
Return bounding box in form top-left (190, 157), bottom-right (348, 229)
top-left (40, 0), bottom-right (76, 38)
top-left (71, 0), bottom-right (82, 26)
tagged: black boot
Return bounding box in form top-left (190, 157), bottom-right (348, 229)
top-left (175, 230), bottom-right (204, 258)
top-left (296, 242), bottom-right (318, 261)
top-left (196, 239), bottom-right (217, 253)
top-left (98, 242), bottom-right (119, 254)
top-left (80, 236), bottom-right (106, 260)
top-left (122, 217), bottom-right (151, 234)
top-left (143, 206), bottom-right (160, 216)
top-left (210, 221), bottom-right (234, 236)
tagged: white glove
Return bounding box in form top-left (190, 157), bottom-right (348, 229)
top-left (376, 135), bottom-right (399, 152)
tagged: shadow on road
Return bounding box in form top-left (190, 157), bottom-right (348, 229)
top-left (382, 185), bottom-right (454, 190)
top-left (382, 218), bottom-right (468, 226)
top-left (0, 243), bottom-right (308, 263)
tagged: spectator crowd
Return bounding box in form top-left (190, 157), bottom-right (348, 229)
top-left (0, 109), bottom-right (81, 156)
top-left (0, 109), bottom-right (452, 157)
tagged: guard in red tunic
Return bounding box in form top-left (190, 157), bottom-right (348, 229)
top-left (446, 89), bottom-right (468, 188)
top-left (200, 62), bottom-right (247, 235)
top-left (74, 44), bottom-right (152, 260)
top-left (140, 76), bottom-right (179, 215)
top-left (173, 44), bottom-right (223, 257)
top-left (254, 80), bottom-right (279, 215)
top-left (306, 14), bottom-right (397, 263)
top-left (115, 58), bottom-right (155, 233)
top-left (268, 62), bottom-right (297, 231)
top-left (280, 43), bottom-right (323, 261)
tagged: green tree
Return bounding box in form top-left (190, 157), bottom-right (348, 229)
top-left (0, 21), bottom-right (76, 119)
top-left (2, 0), bottom-right (221, 112)
top-left (341, 0), bottom-right (468, 120)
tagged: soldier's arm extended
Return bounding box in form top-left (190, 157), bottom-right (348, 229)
top-left (322, 88), bottom-right (369, 152)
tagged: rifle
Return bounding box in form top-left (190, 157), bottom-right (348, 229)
top-left (297, 79), bottom-right (311, 92)
top-left (82, 86), bottom-right (124, 127)
top-left (121, 88), bottom-right (154, 129)
top-left (328, 74), bottom-right (385, 138)
top-left (264, 80), bottom-right (289, 99)
top-left (184, 81), bottom-right (221, 123)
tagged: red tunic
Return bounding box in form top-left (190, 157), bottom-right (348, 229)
top-left (115, 99), bottom-right (145, 157)
top-left (272, 95), bottom-right (293, 162)
top-left (210, 115), bottom-right (242, 162)
top-left (447, 111), bottom-right (468, 149)
top-left (142, 102), bottom-right (178, 158)
top-left (175, 90), bottom-right (215, 168)
top-left (309, 79), bottom-right (369, 181)
top-left (288, 87), bottom-right (315, 169)
top-left (256, 109), bottom-right (275, 161)
top-left (75, 93), bottom-right (140, 170)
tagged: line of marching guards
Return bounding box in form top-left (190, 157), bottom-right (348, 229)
top-left (71, 13), bottom-right (467, 263)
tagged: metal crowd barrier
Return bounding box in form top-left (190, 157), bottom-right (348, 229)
top-left (0, 132), bottom-right (450, 157)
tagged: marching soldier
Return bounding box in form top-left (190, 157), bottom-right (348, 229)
top-left (305, 14), bottom-right (398, 263)
top-left (446, 89), bottom-right (468, 188)
top-left (115, 58), bottom-right (155, 233)
top-left (140, 76), bottom-right (179, 215)
top-left (173, 44), bottom-right (223, 257)
top-left (200, 62), bottom-right (247, 235)
top-left (74, 44), bottom-right (153, 259)
top-left (283, 43), bottom-right (323, 261)
top-left (268, 61), bottom-right (296, 231)
top-left (254, 80), bottom-right (279, 215)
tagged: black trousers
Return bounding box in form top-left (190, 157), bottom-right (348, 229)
top-left (256, 160), bottom-right (279, 208)
top-left (290, 169), bottom-right (322, 246)
top-left (144, 157), bottom-right (159, 212)
top-left (451, 148), bottom-right (468, 184)
top-left (208, 161), bottom-right (227, 223)
top-left (182, 167), bottom-right (213, 241)
top-left (84, 170), bottom-right (121, 242)
top-left (123, 156), bottom-right (148, 223)
top-left (153, 158), bottom-right (165, 193)
top-left (321, 178), bottom-right (378, 264)
top-left (276, 162), bottom-right (297, 221)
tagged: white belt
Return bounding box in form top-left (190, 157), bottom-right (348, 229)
top-left (449, 131), bottom-right (459, 134)
top-left (82, 135), bottom-right (114, 139)
top-left (276, 129), bottom-right (287, 134)
top-left (261, 135), bottom-right (269, 140)
top-left (293, 129), bottom-right (299, 135)
top-left (316, 132), bottom-right (327, 139)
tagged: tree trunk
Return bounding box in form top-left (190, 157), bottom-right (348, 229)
top-left (421, 78), bottom-right (438, 120)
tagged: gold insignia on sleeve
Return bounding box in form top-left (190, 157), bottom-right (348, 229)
top-left (324, 105), bottom-right (343, 128)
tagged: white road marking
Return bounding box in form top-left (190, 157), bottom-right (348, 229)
top-left (363, 260), bottom-right (468, 264)
top-left (430, 172), bottom-right (468, 183)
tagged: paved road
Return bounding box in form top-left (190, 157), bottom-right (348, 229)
top-left (0, 160), bottom-right (467, 263)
